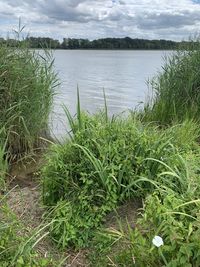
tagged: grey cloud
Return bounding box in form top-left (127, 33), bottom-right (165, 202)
top-left (137, 10), bottom-right (200, 30)
top-left (41, 1), bottom-right (131, 23)
top-left (119, 1), bottom-right (126, 5)
top-left (32, 0), bottom-right (99, 23)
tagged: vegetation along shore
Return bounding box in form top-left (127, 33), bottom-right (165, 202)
top-left (0, 35), bottom-right (193, 50)
top-left (1, 35), bottom-right (200, 266)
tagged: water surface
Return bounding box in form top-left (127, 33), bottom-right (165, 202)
top-left (51, 50), bottom-right (168, 139)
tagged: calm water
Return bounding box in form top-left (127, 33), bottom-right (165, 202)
top-left (51, 50), bottom-right (169, 139)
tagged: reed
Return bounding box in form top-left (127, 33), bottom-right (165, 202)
top-left (143, 40), bottom-right (200, 124)
top-left (0, 41), bottom-right (58, 158)
top-left (0, 127), bottom-right (8, 190)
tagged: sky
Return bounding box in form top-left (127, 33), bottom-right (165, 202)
top-left (0, 0), bottom-right (200, 41)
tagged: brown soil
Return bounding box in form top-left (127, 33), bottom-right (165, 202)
top-left (105, 199), bottom-right (142, 229)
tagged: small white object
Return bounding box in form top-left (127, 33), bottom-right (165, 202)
top-left (152, 235), bottom-right (164, 247)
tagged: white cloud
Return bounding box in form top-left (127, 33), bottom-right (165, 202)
top-left (0, 0), bottom-right (200, 40)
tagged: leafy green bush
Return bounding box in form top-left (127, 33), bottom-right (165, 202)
top-left (0, 43), bottom-right (58, 157)
top-left (42, 111), bottom-right (193, 248)
top-left (144, 41), bottom-right (200, 124)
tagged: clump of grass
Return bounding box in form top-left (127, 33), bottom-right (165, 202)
top-left (42, 98), bottom-right (197, 248)
top-left (0, 40), bottom-right (58, 158)
top-left (143, 40), bottom-right (200, 124)
top-left (163, 119), bottom-right (200, 151)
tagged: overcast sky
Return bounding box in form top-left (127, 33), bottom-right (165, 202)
top-left (0, 0), bottom-right (200, 41)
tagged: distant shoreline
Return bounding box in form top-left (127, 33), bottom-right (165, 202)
top-left (2, 36), bottom-right (188, 50)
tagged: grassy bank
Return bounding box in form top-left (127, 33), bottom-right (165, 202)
top-left (2, 38), bottom-right (200, 266)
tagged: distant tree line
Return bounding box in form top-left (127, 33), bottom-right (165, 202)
top-left (61, 37), bottom-right (178, 49)
top-left (0, 36), bottom-right (190, 50)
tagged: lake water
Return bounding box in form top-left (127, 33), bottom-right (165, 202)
top-left (51, 50), bottom-right (169, 139)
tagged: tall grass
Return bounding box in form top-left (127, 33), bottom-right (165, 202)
top-left (0, 41), bottom-right (58, 158)
top-left (143, 40), bottom-right (200, 124)
top-left (0, 127), bottom-right (7, 190)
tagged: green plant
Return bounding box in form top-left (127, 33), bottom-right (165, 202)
top-left (0, 35), bottom-right (58, 158)
top-left (96, 188), bottom-right (200, 267)
top-left (143, 40), bottom-right (200, 124)
top-left (0, 127), bottom-right (8, 190)
top-left (0, 197), bottom-right (56, 267)
top-left (42, 104), bottom-right (194, 248)
top-left (163, 119), bottom-right (200, 151)
top-left (88, 229), bottom-right (120, 266)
